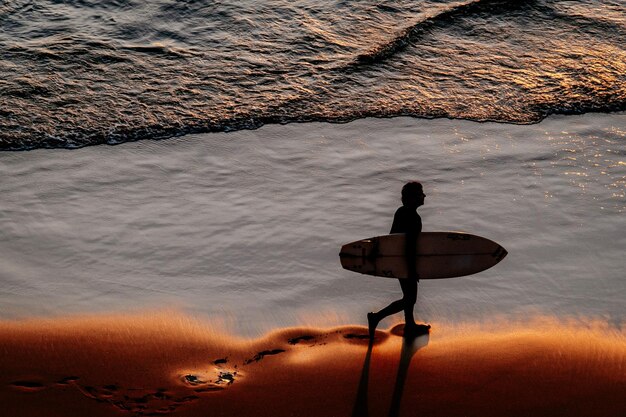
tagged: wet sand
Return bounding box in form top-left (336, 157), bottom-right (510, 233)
top-left (1, 313), bottom-right (624, 417)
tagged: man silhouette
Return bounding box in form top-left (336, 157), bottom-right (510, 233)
top-left (367, 181), bottom-right (431, 338)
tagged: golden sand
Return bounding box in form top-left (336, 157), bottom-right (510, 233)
top-left (1, 313), bottom-right (624, 417)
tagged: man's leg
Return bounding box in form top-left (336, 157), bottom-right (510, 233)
top-left (368, 279), bottom-right (408, 338)
top-left (399, 278), bottom-right (417, 328)
top-left (400, 279), bottom-right (430, 336)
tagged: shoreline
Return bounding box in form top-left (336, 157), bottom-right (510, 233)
top-left (2, 110), bottom-right (625, 152)
top-left (1, 312), bottom-right (624, 416)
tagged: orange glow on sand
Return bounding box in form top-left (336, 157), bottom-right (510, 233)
top-left (1, 312), bottom-right (624, 417)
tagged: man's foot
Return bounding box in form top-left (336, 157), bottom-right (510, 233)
top-left (367, 312), bottom-right (380, 340)
top-left (403, 323), bottom-right (430, 337)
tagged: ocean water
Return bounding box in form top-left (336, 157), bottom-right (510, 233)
top-left (1, 113), bottom-right (624, 335)
top-left (1, 0), bottom-right (625, 149)
top-left (0, 0), bottom-right (624, 337)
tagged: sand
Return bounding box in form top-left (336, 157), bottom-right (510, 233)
top-left (1, 312), bottom-right (624, 417)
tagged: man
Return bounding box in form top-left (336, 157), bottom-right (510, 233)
top-left (367, 181), bottom-right (431, 338)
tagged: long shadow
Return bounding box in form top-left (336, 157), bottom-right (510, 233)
top-left (352, 330), bottom-right (429, 417)
top-left (389, 332), bottom-right (429, 417)
top-left (352, 340), bottom-right (375, 417)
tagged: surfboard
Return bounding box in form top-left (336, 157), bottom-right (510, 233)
top-left (339, 232), bottom-right (507, 279)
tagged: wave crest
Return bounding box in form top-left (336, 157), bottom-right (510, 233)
top-left (353, 0), bottom-right (535, 67)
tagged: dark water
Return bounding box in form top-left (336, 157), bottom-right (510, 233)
top-left (1, 0), bottom-right (625, 150)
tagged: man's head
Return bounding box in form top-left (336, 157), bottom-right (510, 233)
top-left (401, 181), bottom-right (425, 209)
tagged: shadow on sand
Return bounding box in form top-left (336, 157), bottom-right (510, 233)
top-left (352, 327), bottom-right (430, 417)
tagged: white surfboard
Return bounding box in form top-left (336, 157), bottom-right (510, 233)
top-left (339, 232), bottom-right (507, 279)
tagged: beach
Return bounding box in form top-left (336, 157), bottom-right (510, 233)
top-left (1, 0), bottom-right (625, 415)
top-left (1, 113), bottom-right (625, 416)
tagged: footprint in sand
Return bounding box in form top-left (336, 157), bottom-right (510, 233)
top-left (182, 371), bottom-right (236, 392)
top-left (10, 376), bottom-right (187, 415)
top-left (56, 376), bottom-right (80, 385)
top-left (243, 349), bottom-right (286, 365)
top-left (343, 327), bottom-right (392, 344)
top-left (77, 383), bottom-right (198, 415)
top-left (10, 380), bottom-right (46, 391)
top-left (287, 335), bottom-right (315, 345)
